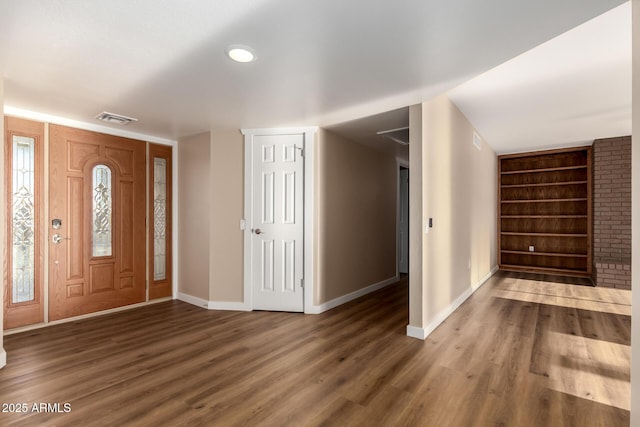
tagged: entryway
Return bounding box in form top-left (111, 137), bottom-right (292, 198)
top-left (4, 117), bottom-right (173, 329)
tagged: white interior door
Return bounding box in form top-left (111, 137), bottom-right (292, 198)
top-left (399, 167), bottom-right (409, 274)
top-left (250, 134), bottom-right (304, 311)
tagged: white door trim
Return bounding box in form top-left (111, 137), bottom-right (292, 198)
top-left (242, 127), bottom-right (317, 312)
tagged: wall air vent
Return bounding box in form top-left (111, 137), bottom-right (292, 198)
top-left (473, 131), bottom-right (482, 150)
top-left (95, 112), bottom-right (138, 125)
top-left (377, 126), bottom-right (409, 145)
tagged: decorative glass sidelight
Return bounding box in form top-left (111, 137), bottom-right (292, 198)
top-left (92, 165), bottom-right (113, 257)
top-left (11, 136), bottom-right (36, 303)
top-left (153, 158), bottom-right (167, 281)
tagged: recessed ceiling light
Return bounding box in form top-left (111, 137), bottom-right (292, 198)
top-left (226, 45), bottom-right (256, 63)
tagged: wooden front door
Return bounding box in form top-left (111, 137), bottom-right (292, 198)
top-left (48, 125), bottom-right (146, 321)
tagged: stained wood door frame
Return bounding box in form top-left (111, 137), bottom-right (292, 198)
top-left (242, 127), bottom-right (316, 313)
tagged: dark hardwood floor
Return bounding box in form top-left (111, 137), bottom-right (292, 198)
top-left (0, 271), bottom-right (631, 426)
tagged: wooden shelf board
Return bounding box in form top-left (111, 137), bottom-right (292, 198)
top-left (501, 232), bottom-right (587, 237)
top-left (501, 198), bottom-right (587, 204)
top-left (500, 165), bottom-right (587, 175)
top-left (499, 264), bottom-right (590, 276)
top-left (501, 215), bottom-right (587, 219)
top-left (501, 181), bottom-right (587, 189)
top-left (501, 250), bottom-right (588, 258)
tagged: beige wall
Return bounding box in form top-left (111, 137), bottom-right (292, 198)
top-left (209, 129), bottom-right (244, 302)
top-left (181, 126), bottom-right (400, 308)
top-left (411, 94), bottom-right (497, 330)
top-left (178, 132), bottom-right (211, 300)
top-left (409, 104), bottom-right (424, 327)
top-left (630, 0), bottom-right (639, 422)
top-left (315, 129), bottom-right (398, 305)
top-left (0, 77), bottom-right (5, 367)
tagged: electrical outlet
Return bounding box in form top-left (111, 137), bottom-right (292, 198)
top-left (528, 246), bottom-right (535, 252)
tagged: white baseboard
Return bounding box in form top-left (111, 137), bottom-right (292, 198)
top-left (0, 349), bottom-right (6, 369)
top-left (306, 275), bottom-right (400, 314)
top-left (177, 292), bottom-right (209, 309)
top-left (406, 325), bottom-right (427, 340)
top-left (177, 292), bottom-right (251, 311)
top-left (473, 265), bottom-right (499, 292)
top-left (406, 265), bottom-right (498, 340)
top-left (208, 301), bottom-right (251, 311)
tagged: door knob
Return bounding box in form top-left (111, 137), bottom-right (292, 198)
top-left (253, 228), bottom-right (263, 235)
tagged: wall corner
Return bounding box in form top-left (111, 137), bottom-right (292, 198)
top-left (0, 76), bottom-right (5, 366)
top-left (408, 103), bottom-right (425, 333)
top-left (630, 0), bottom-right (640, 423)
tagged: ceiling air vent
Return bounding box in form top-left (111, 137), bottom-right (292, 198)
top-left (377, 126), bottom-right (409, 145)
top-left (95, 112), bottom-right (138, 125)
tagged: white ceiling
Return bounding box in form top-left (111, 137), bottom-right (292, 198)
top-left (324, 107), bottom-right (409, 159)
top-left (449, 2), bottom-right (631, 154)
top-left (0, 0), bottom-right (628, 144)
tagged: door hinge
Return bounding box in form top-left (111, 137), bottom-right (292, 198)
top-left (296, 146), bottom-right (304, 157)
top-left (300, 278), bottom-right (304, 288)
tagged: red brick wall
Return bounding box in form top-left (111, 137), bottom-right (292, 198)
top-left (592, 136), bottom-right (632, 289)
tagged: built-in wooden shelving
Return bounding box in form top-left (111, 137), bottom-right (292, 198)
top-left (498, 147), bottom-right (592, 277)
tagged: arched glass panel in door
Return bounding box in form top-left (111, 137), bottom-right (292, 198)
top-left (92, 164), bottom-right (113, 257)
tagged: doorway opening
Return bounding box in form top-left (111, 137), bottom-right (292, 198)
top-left (398, 164), bottom-right (409, 275)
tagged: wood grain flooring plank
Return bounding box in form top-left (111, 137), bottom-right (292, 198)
top-left (0, 272), bottom-right (630, 426)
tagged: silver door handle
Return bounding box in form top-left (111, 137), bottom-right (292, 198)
top-left (52, 234), bottom-right (70, 244)
top-left (252, 228), bottom-right (263, 235)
